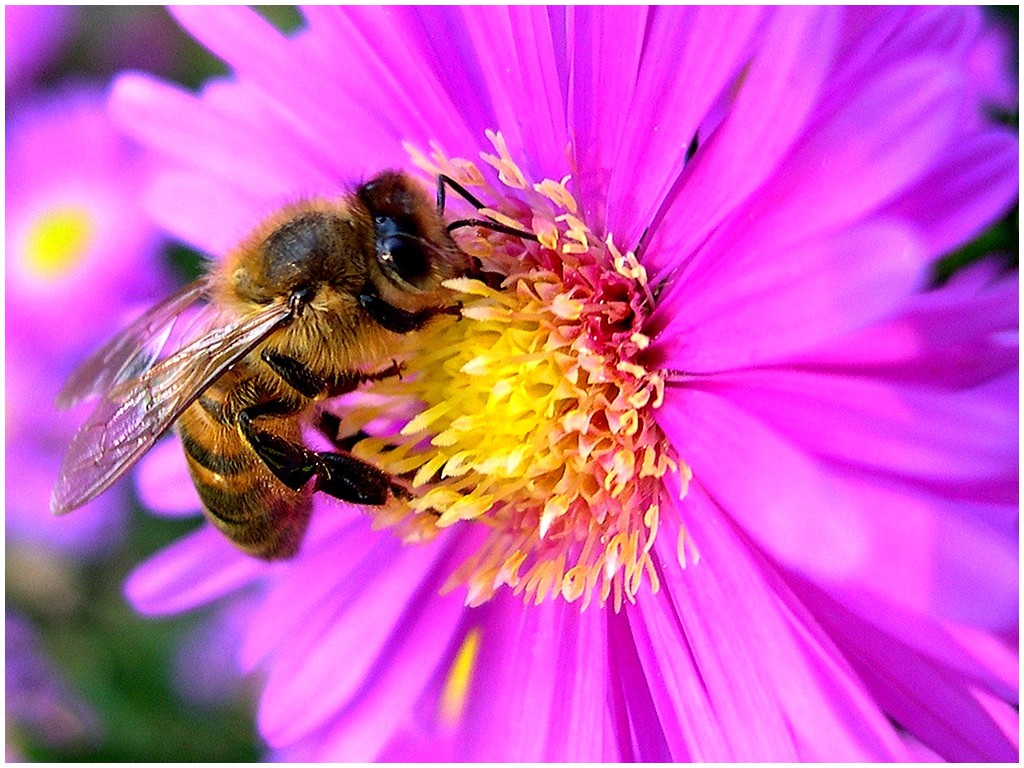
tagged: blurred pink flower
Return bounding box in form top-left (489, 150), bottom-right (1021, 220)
top-left (6, 85), bottom-right (167, 553)
top-left (110, 6), bottom-right (1016, 761)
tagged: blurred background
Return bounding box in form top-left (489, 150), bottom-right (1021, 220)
top-left (3, 5), bottom-right (1018, 762)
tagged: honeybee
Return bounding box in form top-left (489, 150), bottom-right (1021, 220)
top-left (52, 171), bottom-right (525, 558)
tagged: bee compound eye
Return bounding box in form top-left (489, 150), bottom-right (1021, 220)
top-left (375, 216), bottom-right (430, 286)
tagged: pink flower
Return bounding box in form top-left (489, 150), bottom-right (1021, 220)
top-left (6, 85), bottom-right (168, 553)
top-left (111, 7), bottom-right (1015, 760)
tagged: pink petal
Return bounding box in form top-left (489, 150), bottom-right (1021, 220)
top-left (786, 573), bottom-right (1018, 761)
top-left (659, 387), bottom-right (1017, 629)
top-left (799, 261), bottom-right (1017, 387)
top-left (256, 532), bottom-right (456, 746)
top-left (275, 571), bottom-right (466, 760)
top-left (644, 7), bottom-right (840, 281)
top-left (294, 7), bottom-right (482, 159)
top-left (883, 126), bottom-right (1018, 258)
top-left (170, 6), bottom-right (407, 175)
top-left (109, 73), bottom-right (338, 198)
top-left (565, 6), bottom-right (649, 232)
top-left (697, 55), bottom-right (964, 273)
top-left (124, 525), bottom-right (267, 615)
top-left (605, 609), bottom-right (675, 760)
top-left (831, 7), bottom-right (978, 89)
top-left (540, 603), bottom-right (612, 761)
top-left (606, 6), bottom-right (763, 248)
top-left (450, 592), bottom-right (617, 760)
top-left (143, 170), bottom-right (273, 256)
top-left (239, 517), bottom-right (399, 671)
top-left (709, 367), bottom-right (1016, 490)
top-left (633, 482), bottom-right (905, 760)
top-left (457, 6), bottom-right (569, 182)
top-left (651, 221), bottom-right (925, 372)
top-left (814, 585), bottom-right (1019, 705)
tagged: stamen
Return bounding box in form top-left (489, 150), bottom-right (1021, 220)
top-left (348, 133), bottom-right (687, 608)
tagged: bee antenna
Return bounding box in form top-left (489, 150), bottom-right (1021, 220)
top-left (436, 174), bottom-right (538, 243)
top-left (436, 174), bottom-right (488, 214)
top-left (446, 218), bottom-right (538, 242)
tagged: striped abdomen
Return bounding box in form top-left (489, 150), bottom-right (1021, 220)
top-left (176, 376), bottom-right (311, 559)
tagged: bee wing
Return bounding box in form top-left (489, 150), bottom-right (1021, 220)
top-left (51, 300), bottom-right (293, 516)
top-left (56, 278), bottom-right (213, 409)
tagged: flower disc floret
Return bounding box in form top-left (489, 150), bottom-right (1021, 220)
top-left (340, 136), bottom-right (685, 609)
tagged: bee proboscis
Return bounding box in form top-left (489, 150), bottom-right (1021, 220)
top-left (52, 171), bottom-right (529, 558)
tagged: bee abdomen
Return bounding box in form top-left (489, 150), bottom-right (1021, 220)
top-left (180, 428), bottom-right (250, 476)
top-left (178, 402), bottom-right (311, 559)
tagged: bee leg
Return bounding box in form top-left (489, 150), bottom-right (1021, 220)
top-left (238, 402), bottom-right (316, 491)
top-left (312, 451), bottom-right (410, 505)
top-left (357, 285), bottom-right (460, 334)
top-left (262, 351), bottom-right (402, 399)
top-left (240, 402), bottom-right (406, 505)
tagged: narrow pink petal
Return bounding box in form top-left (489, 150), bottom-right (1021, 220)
top-left (830, 7), bottom-right (912, 85)
top-left (800, 261), bottom-right (1017, 387)
top-left (883, 126), bottom-right (1018, 258)
top-left (828, 473), bottom-right (1018, 632)
top-left (815, 586), bottom-right (1018, 705)
top-left (699, 56), bottom-right (963, 267)
top-left (257, 533), bottom-right (455, 746)
top-left (831, 7), bottom-right (978, 89)
top-left (651, 221), bottom-right (925, 372)
top-left (660, 388), bottom-right (1018, 630)
top-left (634, 481), bottom-right (905, 760)
top-left (238, 517), bottom-right (392, 672)
top-left (624, 574), bottom-right (738, 759)
top-left (296, 7), bottom-right (482, 159)
top-left (144, 170), bottom-right (274, 256)
top-left (786, 573), bottom-right (1018, 761)
top-left (566, 5), bottom-right (649, 232)
top-left (452, 594), bottom-right (571, 760)
top-left (424, 596), bottom-right (614, 761)
top-left (277, 571), bottom-right (467, 761)
top-left (109, 73), bottom-right (338, 197)
top-left (605, 609), bottom-right (674, 760)
top-left (171, 6), bottom-right (406, 176)
top-left (710, 368), bottom-right (1016, 487)
top-left (606, 7), bottom-right (763, 247)
top-left (644, 7), bottom-right (840, 280)
top-left (124, 526), bottom-right (267, 615)
top-left (458, 6), bottom-right (569, 182)
top-left (541, 603), bottom-right (611, 761)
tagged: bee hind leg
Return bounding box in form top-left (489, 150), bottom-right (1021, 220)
top-left (240, 404), bottom-right (407, 505)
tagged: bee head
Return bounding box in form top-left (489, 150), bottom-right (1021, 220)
top-left (358, 171), bottom-right (473, 295)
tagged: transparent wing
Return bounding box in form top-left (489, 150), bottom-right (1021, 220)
top-left (51, 300), bottom-right (293, 516)
top-left (56, 278), bottom-right (214, 409)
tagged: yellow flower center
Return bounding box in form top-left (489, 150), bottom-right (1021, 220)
top-left (23, 205), bottom-right (95, 278)
top-left (339, 133), bottom-right (688, 609)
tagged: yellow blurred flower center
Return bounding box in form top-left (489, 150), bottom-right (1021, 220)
top-left (24, 205), bottom-right (95, 277)
top-left (343, 133), bottom-right (687, 609)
